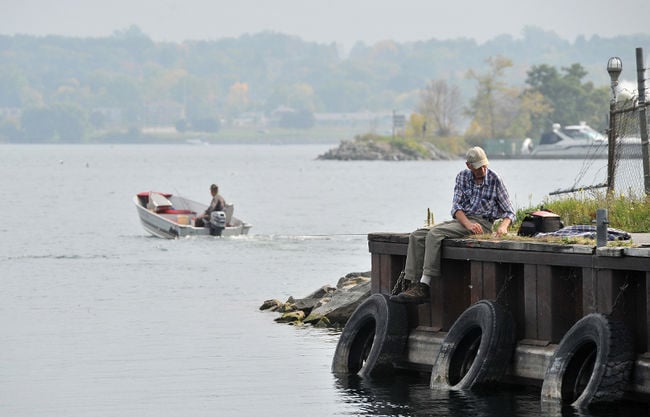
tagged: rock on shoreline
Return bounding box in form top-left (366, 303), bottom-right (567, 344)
top-left (317, 139), bottom-right (457, 161)
top-left (260, 272), bottom-right (371, 327)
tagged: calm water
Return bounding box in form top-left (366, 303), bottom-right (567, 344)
top-left (0, 144), bottom-right (643, 416)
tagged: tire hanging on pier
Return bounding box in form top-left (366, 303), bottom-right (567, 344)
top-left (331, 293), bottom-right (408, 378)
top-left (540, 313), bottom-right (634, 408)
top-left (430, 299), bottom-right (515, 390)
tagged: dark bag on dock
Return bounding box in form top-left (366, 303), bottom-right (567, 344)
top-left (517, 210), bottom-right (563, 237)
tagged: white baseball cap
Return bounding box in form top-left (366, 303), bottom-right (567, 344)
top-left (466, 146), bottom-right (489, 169)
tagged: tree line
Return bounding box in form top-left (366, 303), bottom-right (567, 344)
top-left (0, 26), bottom-right (647, 142)
top-left (414, 56), bottom-right (609, 145)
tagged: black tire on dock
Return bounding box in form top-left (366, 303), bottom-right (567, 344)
top-left (540, 313), bottom-right (634, 408)
top-left (331, 293), bottom-right (408, 378)
top-left (430, 299), bottom-right (515, 390)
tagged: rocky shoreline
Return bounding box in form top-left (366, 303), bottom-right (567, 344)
top-left (317, 139), bottom-right (457, 161)
top-left (260, 272), bottom-right (372, 328)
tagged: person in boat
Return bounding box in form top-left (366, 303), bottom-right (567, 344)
top-left (390, 146), bottom-right (516, 304)
top-left (195, 183), bottom-right (226, 228)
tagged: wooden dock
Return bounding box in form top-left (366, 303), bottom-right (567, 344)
top-left (367, 232), bottom-right (650, 398)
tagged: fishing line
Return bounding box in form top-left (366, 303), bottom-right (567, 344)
top-left (272, 233), bottom-right (368, 237)
top-left (247, 233), bottom-right (370, 239)
top-left (171, 187), bottom-right (192, 211)
top-left (294, 233), bottom-right (368, 237)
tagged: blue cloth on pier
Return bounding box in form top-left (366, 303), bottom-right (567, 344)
top-left (535, 225), bottom-right (631, 241)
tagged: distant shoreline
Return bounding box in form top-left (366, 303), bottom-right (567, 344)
top-left (1, 126), bottom-right (359, 146)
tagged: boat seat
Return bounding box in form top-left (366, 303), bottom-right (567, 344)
top-left (158, 209), bottom-right (195, 215)
top-left (147, 192), bottom-right (174, 212)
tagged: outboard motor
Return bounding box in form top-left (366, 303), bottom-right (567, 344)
top-left (209, 211), bottom-right (226, 236)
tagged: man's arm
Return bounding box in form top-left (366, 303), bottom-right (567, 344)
top-left (494, 175), bottom-right (515, 236)
top-left (495, 217), bottom-right (512, 237)
top-left (453, 210), bottom-right (484, 234)
top-left (202, 197), bottom-right (217, 218)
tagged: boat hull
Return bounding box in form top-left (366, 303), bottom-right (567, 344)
top-left (529, 143), bottom-right (608, 159)
top-left (529, 142), bottom-right (642, 159)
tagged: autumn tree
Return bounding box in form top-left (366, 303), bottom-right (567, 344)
top-left (417, 79), bottom-right (462, 136)
top-left (226, 82), bottom-right (250, 116)
top-left (406, 112), bottom-right (427, 138)
top-left (504, 90), bottom-right (553, 140)
top-left (464, 56), bottom-right (517, 144)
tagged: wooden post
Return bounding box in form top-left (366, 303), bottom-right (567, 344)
top-left (636, 47), bottom-right (650, 195)
top-left (427, 260), bottom-right (470, 331)
top-left (523, 264), bottom-right (578, 343)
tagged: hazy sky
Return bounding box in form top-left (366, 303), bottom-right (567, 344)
top-left (3, 0), bottom-right (649, 48)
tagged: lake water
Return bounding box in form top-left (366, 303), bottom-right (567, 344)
top-left (0, 144), bottom-right (644, 417)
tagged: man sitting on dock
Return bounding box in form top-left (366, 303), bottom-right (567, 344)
top-left (390, 146), bottom-right (516, 304)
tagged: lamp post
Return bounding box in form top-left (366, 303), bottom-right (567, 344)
top-left (606, 57), bottom-right (622, 193)
top-left (607, 57), bottom-right (622, 92)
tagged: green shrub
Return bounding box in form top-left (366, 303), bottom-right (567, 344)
top-left (515, 191), bottom-right (650, 232)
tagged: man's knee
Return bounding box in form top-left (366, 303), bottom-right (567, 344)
top-left (409, 228), bottom-right (428, 241)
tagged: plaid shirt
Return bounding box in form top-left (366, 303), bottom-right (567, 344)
top-left (451, 168), bottom-right (516, 222)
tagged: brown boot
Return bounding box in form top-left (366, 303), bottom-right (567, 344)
top-left (389, 282), bottom-right (430, 304)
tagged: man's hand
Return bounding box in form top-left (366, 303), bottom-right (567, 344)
top-left (493, 218), bottom-right (512, 237)
top-left (455, 210), bottom-right (484, 234)
top-left (467, 222), bottom-right (484, 234)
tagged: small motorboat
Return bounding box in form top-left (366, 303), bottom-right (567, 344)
top-left (134, 191), bottom-right (252, 239)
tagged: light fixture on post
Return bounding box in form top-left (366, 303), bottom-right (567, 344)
top-left (606, 57), bottom-right (622, 192)
top-left (607, 56), bottom-right (622, 102)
